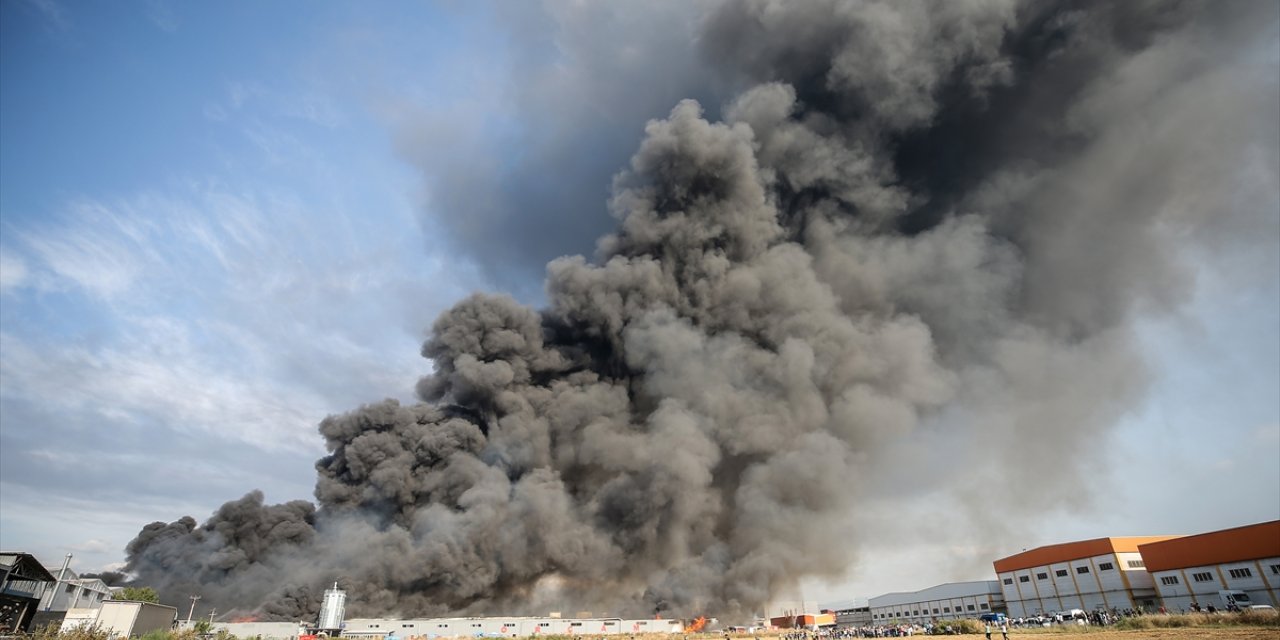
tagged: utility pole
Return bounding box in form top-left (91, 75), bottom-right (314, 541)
top-left (209, 609), bottom-right (217, 624)
top-left (188, 595), bottom-right (202, 624)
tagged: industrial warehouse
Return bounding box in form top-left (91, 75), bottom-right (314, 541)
top-left (867, 581), bottom-right (1004, 626)
top-left (4, 520), bottom-right (1277, 637)
top-left (992, 521), bottom-right (1280, 618)
top-left (993, 536), bottom-right (1176, 617)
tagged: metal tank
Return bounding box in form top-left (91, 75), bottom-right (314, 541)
top-left (316, 582), bottom-right (346, 633)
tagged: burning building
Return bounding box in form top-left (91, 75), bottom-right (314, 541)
top-left (120, 0), bottom-right (1279, 623)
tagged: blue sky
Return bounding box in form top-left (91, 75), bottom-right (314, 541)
top-left (1, 0), bottom-right (496, 566)
top-left (1, 0), bottom-right (1277, 608)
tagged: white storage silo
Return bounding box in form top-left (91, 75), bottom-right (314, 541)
top-left (317, 582), bottom-right (346, 633)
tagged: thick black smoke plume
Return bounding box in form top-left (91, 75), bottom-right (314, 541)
top-left (124, 0), bottom-right (1278, 621)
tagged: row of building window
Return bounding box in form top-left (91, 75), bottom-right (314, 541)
top-left (1004, 560), bottom-right (1276, 597)
top-left (1161, 567), bottom-right (1260, 585)
top-left (390, 621), bottom-right (617, 630)
top-left (872, 604), bottom-right (988, 619)
top-left (1009, 564), bottom-right (1099, 586)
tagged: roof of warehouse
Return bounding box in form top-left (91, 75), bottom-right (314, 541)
top-left (1138, 520), bottom-right (1280, 572)
top-left (869, 580), bottom-right (1002, 607)
top-left (992, 536), bottom-right (1181, 573)
top-left (0, 552), bottom-right (57, 583)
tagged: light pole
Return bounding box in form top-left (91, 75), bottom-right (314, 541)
top-left (188, 595), bottom-right (202, 624)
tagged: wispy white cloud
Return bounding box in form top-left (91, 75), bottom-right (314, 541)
top-left (243, 121), bottom-right (310, 166)
top-left (144, 0), bottom-right (179, 33)
top-left (279, 92), bottom-right (345, 128)
top-left (0, 250), bottom-right (29, 292)
top-left (206, 81), bottom-right (346, 130)
top-left (1, 183), bottom-right (463, 460)
top-left (0, 327), bottom-right (326, 452)
top-left (68, 539), bottom-right (113, 554)
top-left (202, 103), bottom-right (229, 122)
top-left (1253, 423), bottom-right (1280, 446)
top-left (18, 200), bottom-right (147, 299)
top-left (0, 481), bottom-right (261, 572)
top-left (20, 0), bottom-right (69, 32)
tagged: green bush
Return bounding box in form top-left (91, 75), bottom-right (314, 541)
top-left (113, 587), bottom-right (161, 604)
top-left (31, 623), bottom-right (114, 640)
top-left (1111, 611), bottom-right (1280, 630)
top-left (928, 619), bottom-right (983, 634)
top-left (1111, 615), bottom-right (1152, 630)
top-left (1239, 609), bottom-right (1280, 626)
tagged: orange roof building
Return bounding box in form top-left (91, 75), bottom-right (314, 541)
top-left (992, 536), bottom-right (1182, 617)
top-left (1137, 520), bottom-right (1280, 611)
top-left (768, 613), bottom-right (834, 629)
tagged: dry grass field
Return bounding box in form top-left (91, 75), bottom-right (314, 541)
top-left (1005, 630), bottom-right (1280, 639)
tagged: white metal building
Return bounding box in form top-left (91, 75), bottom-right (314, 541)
top-left (824, 598), bottom-right (871, 629)
top-left (342, 617), bottom-right (684, 638)
top-left (868, 581), bottom-right (1003, 625)
top-left (1140, 520), bottom-right (1280, 611)
top-left (993, 536), bottom-right (1179, 617)
top-left (212, 622), bottom-right (305, 639)
top-left (39, 576), bottom-right (112, 611)
top-left (69, 600), bottom-right (177, 639)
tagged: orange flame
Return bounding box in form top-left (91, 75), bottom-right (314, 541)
top-left (687, 617), bottom-right (708, 632)
top-left (231, 615), bottom-right (260, 623)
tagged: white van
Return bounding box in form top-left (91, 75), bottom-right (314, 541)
top-left (1219, 590), bottom-right (1254, 609)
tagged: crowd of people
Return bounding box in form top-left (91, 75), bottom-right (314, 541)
top-left (762, 605), bottom-right (1209, 637)
top-left (779, 627), bottom-right (922, 638)
top-left (1005, 606), bottom-right (1162, 628)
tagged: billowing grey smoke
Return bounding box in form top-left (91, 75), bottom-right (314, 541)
top-left (124, 0), bottom-right (1278, 621)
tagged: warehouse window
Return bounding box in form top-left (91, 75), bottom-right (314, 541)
top-left (1077, 566), bottom-right (1090, 574)
top-left (1193, 572), bottom-right (1213, 582)
top-left (1161, 576), bottom-right (1179, 585)
top-left (472, 624), bottom-right (482, 628)
top-left (1099, 562), bottom-right (1114, 571)
top-left (1229, 568), bottom-right (1253, 579)
top-left (1019, 576), bottom-right (1030, 583)
top-left (571, 623), bottom-right (583, 627)
top-left (1003, 578), bottom-right (1013, 585)
top-left (980, 604), bottom-right (989, 610)
top-left (967, 605), bottom-right (975, 612)
top-left (1271, 564), bottom-right (1280, 575)
top-left (1128, 560), bottom-right (1145, 568)
top-left (1056, 569), bottom-right (1068, 577)
top-left (1036, 572), bottom-right (1048, 580)
top-left (932, 609), bottom-right (939, 614)
top-left (944, 608), bottom-right (951, 613)
top-left (402, 624), bottom-right (414, 628)
top-left (912, 611), bottom-right (918, 616)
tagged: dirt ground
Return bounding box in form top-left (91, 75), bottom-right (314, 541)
top-left (1005, 629), bottom-right (1279, 639)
